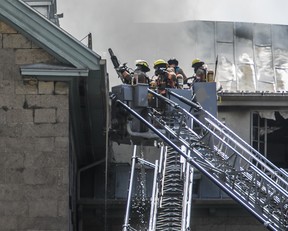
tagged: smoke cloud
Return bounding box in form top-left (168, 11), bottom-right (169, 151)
top-left (57, 0), bottom-right (288, 87)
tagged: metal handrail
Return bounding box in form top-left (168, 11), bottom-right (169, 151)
top-left (167, 89), bottom-right (288, 190)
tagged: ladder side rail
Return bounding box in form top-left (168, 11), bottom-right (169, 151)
top-left (181, 109), bottom-right (288, 197)
top-left (202, 109), bottom-right (288, 185)
top-left (167, 89), bottom-right (288, 184)
top-left (156, 90), bottom-right (288, 191)
top-left (149, 103), bottom-right (288, 229)
top-left (205, 116), bottom-right (288, 189)
top-left (184, 118), bottom-right (288, 229)
top-left (112, 97), bottom-right (284, 231)
top-left (149, 101), bottom-right (288, 198)
top-left (280, 168), bottom-right (288, 178)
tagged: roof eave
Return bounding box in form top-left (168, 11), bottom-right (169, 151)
top-left (20, 63), bottom-right (89, 81)
top-left (217, 92), bottom-right (288, 107)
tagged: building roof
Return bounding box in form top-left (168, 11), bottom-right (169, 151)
top-left (218, 91), bottom-right (288, 107)
top-left (0, 0), bottom-right (101, 70)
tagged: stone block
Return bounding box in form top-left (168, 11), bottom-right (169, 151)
top-left (0, 184), bottom-right (25, 201)
top-left (62, 168), bottom-right (69, 185)
top-left (0, 63), bottom-right (23, 81)
top-left (32, 41), bottom-right (40, 48)
top-left (23, 167), bottom-right (57, 185)
top-left (0, 109), bottom-right (7, 124)
top-left (58, 199), bottom-right (68, 217)
top-left (4, 137), bottom-right (47, 152)
top-left (0, 136), bottom-right (36, 153)
top-left (22, 123), bottom-right (69, 137)
top-left (29, 200), bottom-right (58, 217)
top-left (23, 151), bottom-right (45, 168)
top-left (6, 109), bottom-right (33, 123)
top-left (5, 167), bottom-right (25, 184)
top-left (0, 216), bottom-right (18, 229)
top-left (0, 168), bottom-right (5, 184)
top-left (2, 201), bottom-right (28, 216)
top-left (38, 81), bottom-right (54, 95)
top-left (55, 137), bottom-right (69, 149)
top-left (56, 168), bottom-right (69, 185)
top-left (33, 137), bottom-right (55, 152)
top-left (0, 22), bottom-right (17, 33)
top-left (26, 95), bottom-right (69, 109)
top-left (0, 94), bottom-right (25, 109)
top-left (3, 34), bottom-right (32, 48)
top-left (34, 108), bottom-right (56, 123)
top-left (55, 82), bottom-right (69, 95)
top-left (0, 123), bottom-right (22, 137)
top-left (56, 109), bottom-right (69, 123)
top-left (15, 49), bottom-right (56, 65)
top-left (0, 202), bottom-right (4, 216)
top-left (24, 185), bottom-right (67, 201)
top-left (0, 34), bottom-right (2, 48)
top-left (0, 80), bottom-right (14, 95)
top-left (24, 150), bottom-right (67, 168)
top-left (15, 80), bottom-right (38, 95)
top-left (17, 217), bottom-right (68, 230)
top-left (0, 49), bottom-right (15, 64)
top-left (3, 151), bottom-right (24, 168)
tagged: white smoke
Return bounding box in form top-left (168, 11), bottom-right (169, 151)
top-left (57, 0), bottom-right (288, 87)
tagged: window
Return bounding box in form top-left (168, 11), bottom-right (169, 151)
top-left (252, 111), bottom-right (288, 168)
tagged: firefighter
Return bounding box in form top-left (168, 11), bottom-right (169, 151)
top-left (191, 58), bottom-right (207, 82)
top-left (168, 58), bottom-right (187, 89)
top-left (133, 60), bottom-right (150, 84)
top-left (153, 59), bottom-right (176, 95)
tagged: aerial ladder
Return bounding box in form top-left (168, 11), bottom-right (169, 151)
top-left (110, 86), bottom-right (288, 231)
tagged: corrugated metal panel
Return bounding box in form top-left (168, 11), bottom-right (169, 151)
top-left (204, 21), bottom-right (288, 93)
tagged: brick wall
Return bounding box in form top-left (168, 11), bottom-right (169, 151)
top-left (0, 21), bottom-right (69, 230)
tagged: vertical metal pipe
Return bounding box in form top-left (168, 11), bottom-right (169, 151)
top-left (148, 160), bottom-right (159, 231)
top-left (88, 32), bottom-right (92, 49)
top-left (186, 164), bottom-right (194, 229)
top-left (182, 149), bottom-right (194, 231)
top-left (181, 147), bottom-right (188, 231)
top-left (123, 145), bottom-right (137, 231)
top-left (159, 146), bottom-right (167, 207)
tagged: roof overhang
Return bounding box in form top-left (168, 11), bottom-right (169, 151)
top-left (0, 0), bottom-right (101, 70)
top-left (20, 63), bottom-right (89, 81)
top-left (217, 92), bottom-right (288, 107)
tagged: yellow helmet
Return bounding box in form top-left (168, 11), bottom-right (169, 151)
top-left (153, 59), bottom-right (168, 69)
top-left (135, 60), bottom-right (150, 72)
top-left (192, 58), bottom-right (204, 68)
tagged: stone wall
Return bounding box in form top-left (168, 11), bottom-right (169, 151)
top-left (0, 21), bottom-right (69, 230)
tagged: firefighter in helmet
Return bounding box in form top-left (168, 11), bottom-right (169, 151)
top-left (153, 59), bottom-right (176, 95)
top-left (133, 60), bottom-right (150, 84)
top-left (191, 58), bottom-right (207, 82)
top-left (168, 58), bottom-right (187, 89)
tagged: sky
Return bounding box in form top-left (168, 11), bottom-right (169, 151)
top-left (57, 0), bottom-right (288, 86)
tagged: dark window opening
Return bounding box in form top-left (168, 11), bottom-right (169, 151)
top-left (252, 111), bottom-right (288, 169)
